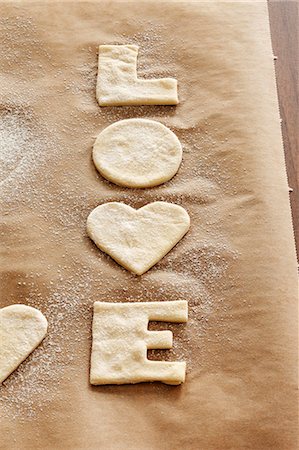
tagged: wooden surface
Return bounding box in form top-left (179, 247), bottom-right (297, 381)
top-left (268, 0), bottom-right (299, 261)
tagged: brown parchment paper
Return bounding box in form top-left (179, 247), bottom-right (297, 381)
top-left (0, 1), bottom-right (298, 449)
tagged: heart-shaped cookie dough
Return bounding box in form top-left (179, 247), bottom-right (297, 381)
top-left (86, 201), bottom-right (190, 275)
top-left (0, 304), bottom-right (48, 383)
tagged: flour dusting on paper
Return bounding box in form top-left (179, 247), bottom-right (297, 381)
top-left (1, 15), bottom-right (239, 422)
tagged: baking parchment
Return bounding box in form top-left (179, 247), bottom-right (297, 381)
top-left (0, 1), bottom-right (298, 449)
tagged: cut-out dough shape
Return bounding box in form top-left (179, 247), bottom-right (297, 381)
top-left (0, 304), bottom-right (48, 383)
top-left (96, 44), bottom-right (178, 106)
top-left (93, 118), bottom-right (182, 188)
top-left (87, 201), bottom-right (190, 275)
top-left (90, 300), bottom-right (188, 385)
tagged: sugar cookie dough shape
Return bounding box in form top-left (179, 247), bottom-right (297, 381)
top-left (0, 304), bottom-right (48, 383)
top-left (96, 44), bottom-right (178, 106)
top-left (87, 201), bottom-right (190, 275)
top-left (89, 44), bottom-right (189, 275)
top-left (90, 301), bottom-right (187, 385)
top-left (92, 118), bottom-right (182, 188)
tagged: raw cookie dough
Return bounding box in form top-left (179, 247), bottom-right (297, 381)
top-left (96, 44), bottom-right (178, 106)
top-left (93, 119), bottom-right (182, 188)
top-left (0, 304), bottom-right (48, 383)
top-left (90, 301), bottom-right (188, 385)
top-left (86, 201), bottom-right (190, 275)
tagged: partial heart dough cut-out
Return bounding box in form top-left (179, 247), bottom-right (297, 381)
top-left (93, 119), bottom-right (182, 188)
top-left (0, 304), bottom-right (48, 383)
top-left (90, 301), bottom-right (188, 385)
top-left (87, 202), bottom-right (190, 275)
top-left (96, 45), bottom-right (178, 106)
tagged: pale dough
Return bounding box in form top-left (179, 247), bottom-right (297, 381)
top-left (90, 301), bottom-right (187, 385)
top-left (96, 44), bottom-right (178, 106)
top-left (86, 201), bottom-right (190, 275)
top-left (93, 119), bottom-right (182, 188)
top-left (0, 304), bottom-right (48, 383)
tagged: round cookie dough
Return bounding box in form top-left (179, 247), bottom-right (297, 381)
top-left (92, 118), bottom-right (182, 188)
